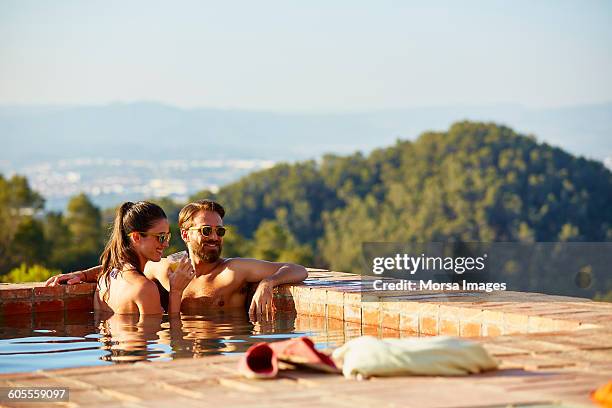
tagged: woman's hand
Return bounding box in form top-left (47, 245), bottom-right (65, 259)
top-left (45, 271), bottom-right (86, 286)
top-left (168, 257), bottom-right (194, 293)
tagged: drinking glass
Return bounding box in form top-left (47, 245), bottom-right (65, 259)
top-left (167, 250), bottom-right (188, 272)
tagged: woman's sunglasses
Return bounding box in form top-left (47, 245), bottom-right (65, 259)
top-left (187, 225), bottom-right (227, 237)
top-left (131, 232), bottom-right (172, 244)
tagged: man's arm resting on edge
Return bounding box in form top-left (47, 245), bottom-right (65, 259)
top-left (233, 258), bottom-right (308, 319)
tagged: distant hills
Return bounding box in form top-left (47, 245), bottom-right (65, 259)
top-left (1, 101), bottom-right (611, 167)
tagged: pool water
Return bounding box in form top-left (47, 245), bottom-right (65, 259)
top-left (0, 310), bottom-right (356, 374)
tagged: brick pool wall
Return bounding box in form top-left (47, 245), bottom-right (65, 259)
top-left (0, 282), bottom-right (95, 317)
top-left (1, 270), bottom-right (610, 337)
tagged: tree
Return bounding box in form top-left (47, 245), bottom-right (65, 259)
top-left (63, 193), bottom-right (105, 269)
top-left (250, 220), bottom-right (313, 265)
top-left (43, 211), bottom-right (74, 269)
top-left (0, 174), bottom-right (45, 274)
top-left (1, 263), bottom-right (59, 283)
top-left (222, 225), bottom-right (250, 258)
top-left (9, 216), bottom-right (48, 266)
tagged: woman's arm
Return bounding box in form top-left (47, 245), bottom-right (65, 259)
top-left (45, 265), bottom-right (102, 286)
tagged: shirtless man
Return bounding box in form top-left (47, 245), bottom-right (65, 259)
top-left (46, 199), bottom-right (308, 320)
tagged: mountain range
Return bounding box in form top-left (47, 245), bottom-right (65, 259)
top-left (2, 101), bottom-right (611, 167)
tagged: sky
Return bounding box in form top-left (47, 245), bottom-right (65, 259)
top-left (1, 0), bottom-right (611, 112)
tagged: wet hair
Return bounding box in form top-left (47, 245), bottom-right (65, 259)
top-left (178, 199), bottom-right (225, 230)
top-left (99, 201), bottom-right (167, 300)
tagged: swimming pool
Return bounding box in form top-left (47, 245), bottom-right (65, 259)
top-left (0, 310), bottom-right (358, 374)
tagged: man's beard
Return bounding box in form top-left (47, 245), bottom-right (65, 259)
top-left (192, 240), bottom-right (222, 263)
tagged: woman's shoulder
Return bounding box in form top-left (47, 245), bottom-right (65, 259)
top-left (116, 273), bottom-right (161, 314)
top-left (122, 272), bottom-right (157, 294)
top-left (130, 277), bottom-right (163, 315)
top-left (109, 268), bottom-right (155, 297)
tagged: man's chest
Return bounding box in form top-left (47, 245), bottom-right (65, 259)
top-left (180, 270), bottom-right (247, 307)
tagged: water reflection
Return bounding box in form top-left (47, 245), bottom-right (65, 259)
top-left (95, 310), bottom-right (309, 363)
top-left (0, 310), bottom-right (355, 373)
top-left (96, 312), bottom-right (166, 363)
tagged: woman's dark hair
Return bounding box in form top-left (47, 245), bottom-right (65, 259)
top-left (99, 201), bottom-right (167, 300)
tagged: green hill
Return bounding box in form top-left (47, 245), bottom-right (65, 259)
top-left (192, 121), bottom-right (612, 271)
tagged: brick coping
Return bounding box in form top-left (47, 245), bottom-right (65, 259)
top-left (286, 271), bottom-right (612, 337)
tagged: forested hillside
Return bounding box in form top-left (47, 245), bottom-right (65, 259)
top-left (192, 121), bottom-right (612, 271)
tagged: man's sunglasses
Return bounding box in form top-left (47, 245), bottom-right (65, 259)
top-left (131, 232), bottom-right (172, 244)
top-left (187, 225), bottom-right (226, 237)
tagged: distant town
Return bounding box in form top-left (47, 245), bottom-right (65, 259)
top-left (3, 158), bottom-right (275, 211)
top-left (2, 154), bottom-right (611, 212)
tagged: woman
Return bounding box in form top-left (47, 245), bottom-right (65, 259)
top-left (95, 201), bottom-right (193, 315)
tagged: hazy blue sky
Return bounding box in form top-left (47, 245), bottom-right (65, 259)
top-left (1, 0), bottom-right (611, 112)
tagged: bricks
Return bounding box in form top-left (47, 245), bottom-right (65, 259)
top-left (293, 287), bottom-right (310, 314)
top-left (482, 310), bottom-right (504, 325)
top-left (326, 290), bottom-right (344, 321)
top-left (382, 327), bottom-right (401, 338)
top-left (400, 311), bottom-right (419, 334)
top-left (272, 286), bottom-right (296, 312)
top-left (34, 299), bottom-right (64, 313)
top-left (439, 318), bottom-right (460, 336)
top-left (33, 310), bottom-right (65, 326)
top-left (326, 315), bottom-right (344, 331)
top-left (460, 321), bottom-right (482, 337)
top-left (483, 323), bottom-right (503, 336)
top-left (0, 282), bottom-right (97, 320)
top-left (309, 289), bottom-right (327, 317)
top-left (553, 319), bottom-right (581, 331)
top-left (362, 324), bottom-right (380, 337)
top-left (64, 282), bottom-right (97, 295)
top-left (527, 316), bottom-right (556, 333)
top-left (1, 300), bottom-right (33, 315)
top-left (64, 295), bottom-right (94, 311)
top-left (1, 312), bottom-right (33, 328)
top-left (504, 313), bottom-right (529, 334)
top-left (380, 303), bottom-right (400, 331)
top-left (34, 285), bottom-right (64, 298)
top-left (343, 292), bottom-right (362, 325)
top-left (274, 297), bottom-right (296, 312)
top-left (419, 303), bottom-right (440, 335)
top-left (420, 314), bottom-right (438, 335)
top-left (361, 302), bottom-right (381, 328)
top-left (0, 287), bottom-right (33, 300)
top-left (439, 305), bottom-right (460, 336)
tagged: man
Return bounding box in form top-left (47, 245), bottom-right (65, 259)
top-left (46, 199), bottom-right (308, 320)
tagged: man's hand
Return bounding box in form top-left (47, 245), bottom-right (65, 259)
top-left (166, 257), bottom-right (195, 315)
top-left (249, 279), bottom-right (275, 321)
top-left (168, 257), bottom-right (195, 293)
top-left (45, 271), bottom-right (86, 286)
